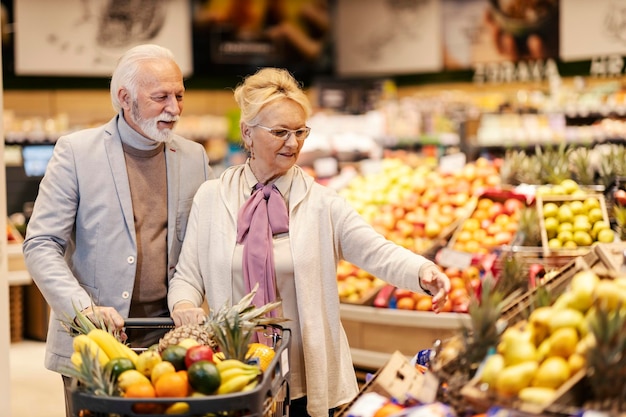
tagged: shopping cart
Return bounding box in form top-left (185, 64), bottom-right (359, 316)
top-left (70, 319), bottom-right (291, 417)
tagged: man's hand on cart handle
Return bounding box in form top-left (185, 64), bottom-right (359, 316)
top-left (172, 301), bottom-right (207, 327)
top-left (418, 263), bottom-right (451, 313)
top-left (79, 305), bottom-right (127, 341)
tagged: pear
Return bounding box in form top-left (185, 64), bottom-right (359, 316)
top-left (549, 327), bottom-right (579, 358)
top-left (479, 353), bottom-right (505, 387)
top-left (594, 279), bottom-right (622, 311)
top-left (548, 308), bottom-right (585, 334)
top-left (504, 339), bottom-right (537, 366)
top-left (518, 387), bottom-right (557, 406)
top-left (568, 270), bottom-right (599, 312)
top-left (495, 361), bottom-right (539, 397)
top-left (531, 356), bottom-right (571, 389)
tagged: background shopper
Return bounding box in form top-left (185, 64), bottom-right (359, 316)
top-left (168, 67), bottom-right (450, 417)
top-left (22, 43), bottom-right (213, 417)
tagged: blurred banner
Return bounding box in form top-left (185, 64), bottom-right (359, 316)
top-left (191, 0), bottom-right (333, 79)
top-left (14, 0), bottom-right (192, 76)
top-left (335, 0), bottom-right (442, 76)
top-left (561, 0), bottom-right (626, 61)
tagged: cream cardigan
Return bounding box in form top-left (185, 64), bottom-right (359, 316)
top-left (168, 164), bottom-right (434, 417)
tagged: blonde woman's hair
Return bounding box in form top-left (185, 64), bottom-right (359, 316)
top-left (233, 67), bottom-right (312, 125)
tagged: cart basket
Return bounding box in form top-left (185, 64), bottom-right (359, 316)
top-left (70, 320), bottom-right (291, 417)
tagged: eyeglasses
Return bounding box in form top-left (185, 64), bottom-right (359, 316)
top-left (252, 124), bottom-right (311, 141)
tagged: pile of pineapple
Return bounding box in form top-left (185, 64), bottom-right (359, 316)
top-left (64, 287), bottom-right (285, 414)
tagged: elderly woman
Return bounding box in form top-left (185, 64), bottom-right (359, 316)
top-left (169, 67), bottom-right (450, 417)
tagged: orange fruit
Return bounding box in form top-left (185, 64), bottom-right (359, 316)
top-left (416, 297), bottom-right (433, 311)
top-left (124, 382), bottom-right (159, 414)
top-left (154, 370), bottom-right (190, 398)
top-left (246, 343), bottom-right (275, 371)
top-left (373, 402), bottom-right (404, 417)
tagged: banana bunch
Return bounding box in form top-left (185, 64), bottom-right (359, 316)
top-left (216, 359), bottom-right (261, 394)
top-left (70, 329), bottom-right (139, 369)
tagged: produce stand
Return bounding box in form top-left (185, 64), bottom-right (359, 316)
top-left (70, 323), bottom-right (291, 417)
top-left (340, 304), bottom-right (471, 370)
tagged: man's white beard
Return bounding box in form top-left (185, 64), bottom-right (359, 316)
top-left (131, 101), bottom-right (178, 144)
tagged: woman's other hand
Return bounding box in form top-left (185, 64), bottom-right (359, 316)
top-left (171, 302), bottom-right (207, 327)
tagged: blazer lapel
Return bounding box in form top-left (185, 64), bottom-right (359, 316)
top-left (104, 123), bottom-right (136, 244)
top-left (165, 141), bottom-right (181, 254)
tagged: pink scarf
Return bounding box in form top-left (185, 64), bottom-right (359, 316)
top-left (236, 183), bottom-right (289, 317)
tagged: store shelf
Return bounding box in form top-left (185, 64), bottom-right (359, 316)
top-left (7, 243), bottom-right (31, 286)
top-left (340, 304), bottom-right (470, 370)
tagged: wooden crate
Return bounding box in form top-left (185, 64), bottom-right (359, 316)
top-left (10, 285), bottom-right (24, 343)
top-left (582, 241), bottom-right (626, 273)
top-left (537, 194), bottom-right (610, 258)
top-left (499, 256), bottom-right (589, 326)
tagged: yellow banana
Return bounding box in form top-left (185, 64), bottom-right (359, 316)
top-left (70, 351), bottom-right (83, 368)
top-left (219, 367), bottom-right (260, 383)
top-left (216, 373), bottom-right (259, 395)
top-left (87, 329), bottom-right (137, 365)
top-left (119, 341), bottom-right (139, 366)
top-left (241, 380), bottom-right (259, 392)
top-left (72, 334), bottom-right (110, 367)
top-left (216, 359), bottom-right (259, 373)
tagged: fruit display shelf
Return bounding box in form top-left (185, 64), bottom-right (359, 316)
top-left (339, 303), bottom-right (470, 370)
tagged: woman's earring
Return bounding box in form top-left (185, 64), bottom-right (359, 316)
top-left (250, 148), bottom-right (255, 160)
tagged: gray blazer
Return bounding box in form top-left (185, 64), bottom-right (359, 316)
top-left (22, 115), bottom-right (213, 373)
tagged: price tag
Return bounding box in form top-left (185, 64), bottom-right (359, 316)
top-left (436, 247), bottom-right (473, 270)
top-left (438, 153), bottom-right (466, 174)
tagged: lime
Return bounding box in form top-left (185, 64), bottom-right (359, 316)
top-left (161, 345), bottom-right (188, 372)
top-left (104, 357), bottom-right (135, 380)
top-left (187, 360), bottom-right (221, 395)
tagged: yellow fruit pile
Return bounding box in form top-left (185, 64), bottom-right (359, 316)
top-left (478, 268), bottom-right (626, 406)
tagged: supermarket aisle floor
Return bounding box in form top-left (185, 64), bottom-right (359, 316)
top-left (10, 339), bottom-right (65, 417)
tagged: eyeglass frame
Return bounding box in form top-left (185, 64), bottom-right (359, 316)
top-left (251, 124), bottom-right (311, 141)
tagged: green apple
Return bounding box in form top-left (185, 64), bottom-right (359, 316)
top-left (548, 238), bottom-right (563, 249)
top-left (558, 205), bottom-right (574, 224)
top-left (558, 222), bottom-right (573, 233)
top-left (563, 240), bottom-right (578, 249)
top-left (542, 202), bottom-right (559, 218)
top-left (588, 207), bottom-right (604, 224)
top-left (560, 179), bottom-right (580, 194)
top-left (544, 217), bottom-right (560, 239)
top-left (557, 230), bottom-right (574, 244)
top-left (597, 228), bottom-right (615, 243)
top-left (583, 197), bottom-right (601, 213)
top-left (573, 230), bottom-right (593, 246)
top-left (569, 200), bottom-right (585, 215)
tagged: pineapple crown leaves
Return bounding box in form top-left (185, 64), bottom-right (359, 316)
top-left (460, 273), bottom-right (506, 370)
top-left (206, 283), bottom-right (288, 360)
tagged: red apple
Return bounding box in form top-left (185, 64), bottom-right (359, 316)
top-left (503, 198), bottom-right (524, 215)
top-left (615, 189), bottom-right (626, 206)
top-left (185, 345), bottom-right (214, 368)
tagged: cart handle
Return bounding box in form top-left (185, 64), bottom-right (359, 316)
top-left (124, 317), bottom-right (175, 329)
